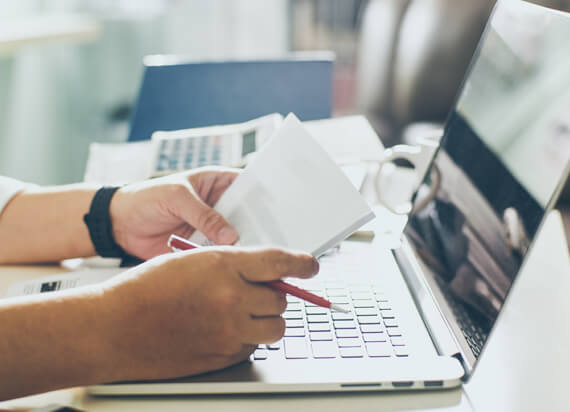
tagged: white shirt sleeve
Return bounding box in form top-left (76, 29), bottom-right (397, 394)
top-left (0, 176), bottom-right (35, 215)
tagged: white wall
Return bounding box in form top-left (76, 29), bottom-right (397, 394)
top-left (0, 0), bottom-right (288, 184)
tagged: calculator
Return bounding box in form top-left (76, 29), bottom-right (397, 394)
top-left (150, 113), bottom-right (282, 175)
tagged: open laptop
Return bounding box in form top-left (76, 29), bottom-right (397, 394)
top-left (90, 0), bottom-right (570, 395)
top-left (127, 53), bottom-right (334, 142)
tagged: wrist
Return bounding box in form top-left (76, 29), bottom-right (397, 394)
top-left (94, 269), bottom-right (151, 383)
top-left (93, 281), bottom-right (134, 384)
top-left (108, 188), bottom-right (129, 255)
top-left (83, 186), bottom-right (128, 258)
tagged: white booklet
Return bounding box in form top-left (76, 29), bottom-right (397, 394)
top-left (189, 113), bottom-right (375, 256)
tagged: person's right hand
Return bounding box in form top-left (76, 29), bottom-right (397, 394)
top-left (96, 247), bottom-right (319, 384)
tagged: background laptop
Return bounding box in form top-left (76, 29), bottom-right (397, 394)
top-left (90, 0), bottom-right (570, 395)
top-left (126, 53), bottom-right (334, 142)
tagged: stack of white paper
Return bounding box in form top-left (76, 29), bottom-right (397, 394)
top-left (189, 113), bottom-right (375, 256)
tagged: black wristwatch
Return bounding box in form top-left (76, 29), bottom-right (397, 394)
top-left (83, 186), bottom-right (128, 258)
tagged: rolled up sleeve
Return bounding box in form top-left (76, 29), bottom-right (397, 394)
top-left (0, 176), bottom-right (34, 215)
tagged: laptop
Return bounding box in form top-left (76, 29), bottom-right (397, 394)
top-left (127, 53), bottom-right (334, 142)
top-left (90, 0), bottom-right (570, 395)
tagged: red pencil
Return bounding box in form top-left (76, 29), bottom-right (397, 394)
top-left (168, 234), bottom-right (349, 313)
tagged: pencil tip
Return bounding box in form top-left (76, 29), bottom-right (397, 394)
top-left (330, 304), bottom-right (350, 313)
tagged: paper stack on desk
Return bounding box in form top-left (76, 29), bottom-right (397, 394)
top-left (189, 113), bottom-right (375, 256)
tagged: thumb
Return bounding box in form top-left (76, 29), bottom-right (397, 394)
top-left (172, 188), bottom-right (238, 245)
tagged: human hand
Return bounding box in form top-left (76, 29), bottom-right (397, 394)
top-left (98, 247), bottom-right (319, 382)
top-left (109, 167), bottom-right (239, 260)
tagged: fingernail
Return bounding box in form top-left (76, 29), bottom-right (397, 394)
top-left (217, 226), bottom-right (238, 244)
top-left (312, 257), bottom-right (320, 275)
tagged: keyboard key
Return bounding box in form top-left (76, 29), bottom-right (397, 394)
top-left (332, 312), bottom-right (354, 321)
top-left (353, 300), bottom-right (376, 308)
top-left (362, 332), bottom-right (387, 342)
top-left (309, 323), bottom-right (331, 332)
top-left (394, 346), bottom-right (409, 357)
top-left (286, 295), bottom-right (300, 303)
top-left (286, 302), bottom-right (302, 311)
top-left (333, 320), bottom-right (357, 329)
top-left (351, 292), bottom-right (374, 300)
top-left (253, 349), bottom-right (268, 360)
top-left (378, 301), bottom-right (392, 310)
top-left (387, 327), bottom-right (402, 337)
top-left (285, 319), bottom-right (304, 328)
top-left (366, 342), bottom-right (392, 357)
top-left (326, 288), bottom-right (347, 297)
top-left (283, 312), bottom-right (303, 320)
top-left (355, 307), bottom-right (378, 316)
top-left (310, 331), bottom-right (333, 341)
top-left (306, 306), bottom-right (328, 315)
top-left (284, 338), bottom-right (309, 359)
top-left (336, 329), bottom-right (359, 338)
top-left (311, 341), bottom-right (338, 358)
top-left (390, 336), bottom-right (406, 346)
top-left (329, 297), bottom-right (350, 304)
top-left (339, 347), bottom-right (364, 358)
top-left (358, 315), bottom-right (381, 324)
top-left (361, 324), bottom-right (383, 333)
top-left (383, 318), bottom-right (399, 328)
top-left (349, 285), bottom-right (370, 292)
top-left (337, 338), bottom-right (362, 347)
top-left (380, 309), bottom-right (395, 319)
top-left (284, 328), bottom-right (305, 337)
top-left (266, 341), bottom-right (281, 350)
top-left (307, 314), bottom-right (329, 323)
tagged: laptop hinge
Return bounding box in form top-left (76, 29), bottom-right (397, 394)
top-left (393, 239), bottom-right (474, 376)
top-left (452, 352), bottom-right (471, 382)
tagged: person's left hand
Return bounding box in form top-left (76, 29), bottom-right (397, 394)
top-left (109, 167), bottom-right (239, 260)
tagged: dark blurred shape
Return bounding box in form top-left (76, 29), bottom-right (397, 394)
top-left (356, 0), bottom-right (570, 147)
top-left (356, 0), bottom-right (495, 146)
top-left (127, 53), bottom-right (334, 142)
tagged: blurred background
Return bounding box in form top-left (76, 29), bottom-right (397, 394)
top-left (0, 0), bottom-right (568, 185)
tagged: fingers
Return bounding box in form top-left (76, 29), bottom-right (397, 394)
top-left (233, 248), bottom-right (319, 282)
top-left (171, 186), bottom-right (238, 245)
top-left (224, 344), bottom-right (257, 365)
top-left (188, 168), bottom-right (239, 205)
top-left (242, 283), bottom-right (287, 316)
top-left (242, 316), bottom-right (286, 345)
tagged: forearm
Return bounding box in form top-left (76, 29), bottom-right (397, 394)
top-left (0, 184), bottom-right (99, 263)
top-left (0, 286), bottom-right (117, 400)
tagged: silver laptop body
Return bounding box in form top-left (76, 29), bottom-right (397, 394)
top-left (90, 0), bottom-right (570, 395)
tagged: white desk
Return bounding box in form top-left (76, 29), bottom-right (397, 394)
top-left (1, 117), bottom-right (569, 411)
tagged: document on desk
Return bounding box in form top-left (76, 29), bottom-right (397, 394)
top-left (4, 268), bottom-right (122, 298)
top-left (189, 113), bottom-right (375, 257)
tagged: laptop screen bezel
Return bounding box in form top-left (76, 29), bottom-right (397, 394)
top-left (394, 0), bottom-right (570, 379)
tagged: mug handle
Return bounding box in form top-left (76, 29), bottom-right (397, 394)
top-left (375, 143), bottom-right (441, 215)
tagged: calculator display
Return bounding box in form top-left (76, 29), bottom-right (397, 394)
top-left (242, 130), bottom-right (257, 157)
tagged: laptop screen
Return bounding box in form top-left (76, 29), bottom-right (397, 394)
top-left (404, 0), bottom-right (570, 361)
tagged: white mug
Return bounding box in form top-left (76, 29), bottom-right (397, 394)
top-left (375, 135), bottom-right (441, 215)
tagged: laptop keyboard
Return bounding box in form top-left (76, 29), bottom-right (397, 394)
top-left (434, 275), bottom-right (489, 358)
top-left (252, 283), bottom-right (410, 361)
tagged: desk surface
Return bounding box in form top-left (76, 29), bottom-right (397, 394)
top-left (1, 116), bottom-right (569, 412)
